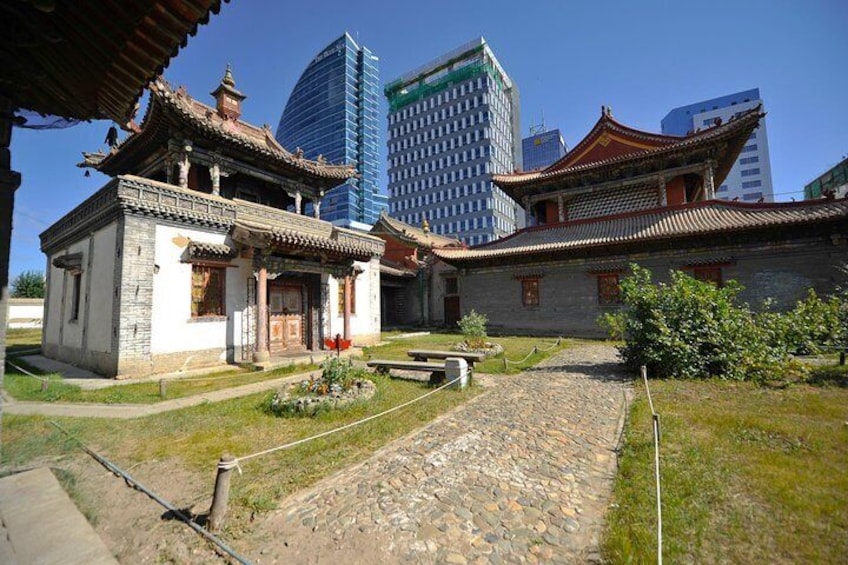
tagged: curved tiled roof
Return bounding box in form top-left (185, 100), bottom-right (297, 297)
top-left (434, 198), bottom-right (848, 264)
top-left (150, 79), bottom-right (355, 179)
top-left (233, 219), bottom-right (382, 260)
top-left (86, 77), bottom-right (355, 183)
top-left (371, 211), bottom-right (465, 249)
top-left (495, 107), bottom-right (762, 188)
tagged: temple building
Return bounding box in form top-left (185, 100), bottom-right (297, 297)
top-left (40, 68), bottom-right (384, 378)
top-left (369, 212), bottom-right (464, 328)
top-left (435, 106), bottom-right (848, 336)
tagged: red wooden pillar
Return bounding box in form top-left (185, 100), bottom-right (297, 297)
top-left (254, 262), bottom-right (270, 362)
top-left (343, 275), bottom-right (351, 340)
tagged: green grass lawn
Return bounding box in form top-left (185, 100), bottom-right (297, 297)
top-left (363, 331), bottom-right (568, 374)
top-left (603, 373), bottom-right (848, 564)
top-left (2, 372), bottom-right (481, 529)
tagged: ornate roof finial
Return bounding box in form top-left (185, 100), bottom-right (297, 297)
top-left (222, 63), bottom-right (236, 88)
top-left (422, 218), bottom-right (430, 233)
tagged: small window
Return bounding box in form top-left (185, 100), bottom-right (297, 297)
top-left (192, 265), bottom-right (225, 317)
top-left (522, 278), bottom-right (539, 306)
top-left (444, 276), bottom-right (458, 296)
top-left (692, 266), bottom-right (723, 287)
top-left (597, 274), bottom-right (621, 305)
top-left (69, 272), bottom-right (82, 322)
top-left (338, 277), bottom-right (356, 315)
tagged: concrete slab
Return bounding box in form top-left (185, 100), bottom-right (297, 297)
top-left (20, 354), bottom-right (103, 380)
top-left (0, 467), bottom-right (117, 564)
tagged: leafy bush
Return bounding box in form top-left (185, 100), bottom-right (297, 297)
top-left (458, 310), bottom-right (488, 349)
top-left (605, 265), bottom-right (820, 382)
top-left (11, 270), bottom-right (45, 298)
top-left (759, 290), bottom-right (847, 355)
top-left (320, 356), bottom-right (367, 390)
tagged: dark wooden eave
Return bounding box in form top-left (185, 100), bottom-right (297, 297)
top-left (0, 0), bottom-right (229, 124)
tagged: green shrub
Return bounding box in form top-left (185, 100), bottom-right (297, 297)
top-left (759, 290), bottom-right (847, 354)
top-left (612, 265), bottom-right (787, 381)
top-left (458, 310), bottom-right (488, 348)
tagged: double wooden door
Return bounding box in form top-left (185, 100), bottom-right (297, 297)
top-left (269, 283), bottom-right (305, 353)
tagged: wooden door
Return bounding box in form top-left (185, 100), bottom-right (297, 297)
top-left (269, 284), bottom-right (304, 353)
top-left (444, 295), bottom-right (460, 327)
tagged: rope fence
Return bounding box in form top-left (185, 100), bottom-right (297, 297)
top-left (207, 371), bottom-right (467, 530)
top-left (502, 337), bottom-right (562, 368)
top-left (641, 365), bottom-right (663, 565)
top-left (5, 358), bottom-right (50, 391)
top-left (49, 421), bottom-right (252, 565)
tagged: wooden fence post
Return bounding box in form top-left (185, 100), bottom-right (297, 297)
top-left (41, 379), bottom-right (48, 392)
top-left (208, 454), bottom-right (236, 532)
top-left (159, 379), bottom-right (167, 398)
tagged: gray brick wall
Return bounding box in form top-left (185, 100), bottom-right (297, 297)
top-left (459, 237), bottom-right (848, 337)
top-left (115, 215), bottom-right (156, 375)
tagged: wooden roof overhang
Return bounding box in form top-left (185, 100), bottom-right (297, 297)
top-left (84, 80), bottom-right (355, 196)
top-left (495, 108), bottom-right (763, 203)
top-left (1, 0), bottom-right (229, 124)
top-left (434, 199), bottom-right (848, 269)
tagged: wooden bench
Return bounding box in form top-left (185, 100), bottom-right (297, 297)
top-left (406, 349), bottom-right (486, 369)
top-left (366, 359), bottom-right (447, 384)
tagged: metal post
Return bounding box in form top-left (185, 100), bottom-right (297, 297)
top-left (208, 454), bottom-right (236, 532)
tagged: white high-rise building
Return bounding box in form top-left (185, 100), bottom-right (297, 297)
top-left (662, 89), bottom-right (774, 202)
top-left (384, 37), bottom-right (522, 246)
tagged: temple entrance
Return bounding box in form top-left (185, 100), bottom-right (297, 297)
top-left (269, 282), bottom-right (305, 353)
top-left (444, 295), bottom-right (460, 327)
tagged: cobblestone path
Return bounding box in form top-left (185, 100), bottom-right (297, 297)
top-left (249, 344), bottom-right (632, 564)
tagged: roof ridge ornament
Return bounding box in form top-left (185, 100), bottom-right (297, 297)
top-left (222, 63), bottom-right (236, 88)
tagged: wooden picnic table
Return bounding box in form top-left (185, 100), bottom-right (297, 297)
top-left (366, 358), bottom-right (447, 385)
top-left (406, 349), bottom-right (486, 367)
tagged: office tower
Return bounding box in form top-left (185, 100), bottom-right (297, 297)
top-left (522, 127), bottom-right (567, 171)
top-left (276, 33), bottom-right (386, 228)
top-left (385, 37), bottom-right (522, 246)
top-left (662, 88), bottom-right (774, 202)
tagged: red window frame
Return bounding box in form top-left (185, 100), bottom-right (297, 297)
top-left (597, 273), bottom-right (621, 305)
top-left (691, 266), bottom-right (723, 287)
top-left (522, 278), bottom-right (540, 306)
top-left (191, 264), bottom-right (226, 317)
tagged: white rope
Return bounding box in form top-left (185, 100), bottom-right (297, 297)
top-left (223, 373), bottom-right (464, 472)
top-left (536, 337), bottom-right (563, 352)
top-left (504, 346), bottom-right (538, 366)
top-left (5, 359), bottom-right (49, 383)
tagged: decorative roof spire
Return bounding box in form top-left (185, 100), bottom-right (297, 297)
top-left (211, 63), bottom-right (246, 120)
top-left (222, 63), bottom-right (236, 88)
top-left (422, 218), bottom-right (430, 233)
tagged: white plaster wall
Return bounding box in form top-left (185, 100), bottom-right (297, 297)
top-left (8, 300), bottom-right (44, 328)
top-left (51, 239), bottom-right (90, 350)
top-left (87, 223), bottom-right (117, 352)
top-left (150, 224), bottom-right (247, 356)
top-left (328, 258), bottom-right (381, 340)
top-left (43, 260), bottom-right (64, 346)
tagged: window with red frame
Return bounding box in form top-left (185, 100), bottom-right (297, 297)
top-left (522, 278), bottom-right (539, 306)
top-left (191, 265), bottom-right (225, 317)
top-left (692, 266), bottom-right (723, 287)
top-left (597, 273), bottom-right (621, 305)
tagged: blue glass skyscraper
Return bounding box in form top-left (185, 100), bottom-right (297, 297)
top-left (522, 128), bottom-right (567, 171)
top-left (276, 33), bottom-right (386, 227)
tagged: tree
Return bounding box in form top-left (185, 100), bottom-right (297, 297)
top-left (11, 270), bottom-right (45, 298)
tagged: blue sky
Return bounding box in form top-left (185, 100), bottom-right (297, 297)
top-left (9, 0), bottom-right (847, 276)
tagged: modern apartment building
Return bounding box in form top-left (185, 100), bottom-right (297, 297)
top-left (662, 88), bottom-right (774, 202)
top-left (276, 33), bottom-right (386, 228)
top-left (385, 37), bottom-right (522, 246)
top-left (522, 128), bottom-right (567, 171)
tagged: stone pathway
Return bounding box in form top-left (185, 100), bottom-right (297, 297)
top-left (247, 344), bottom-right (631, 564)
